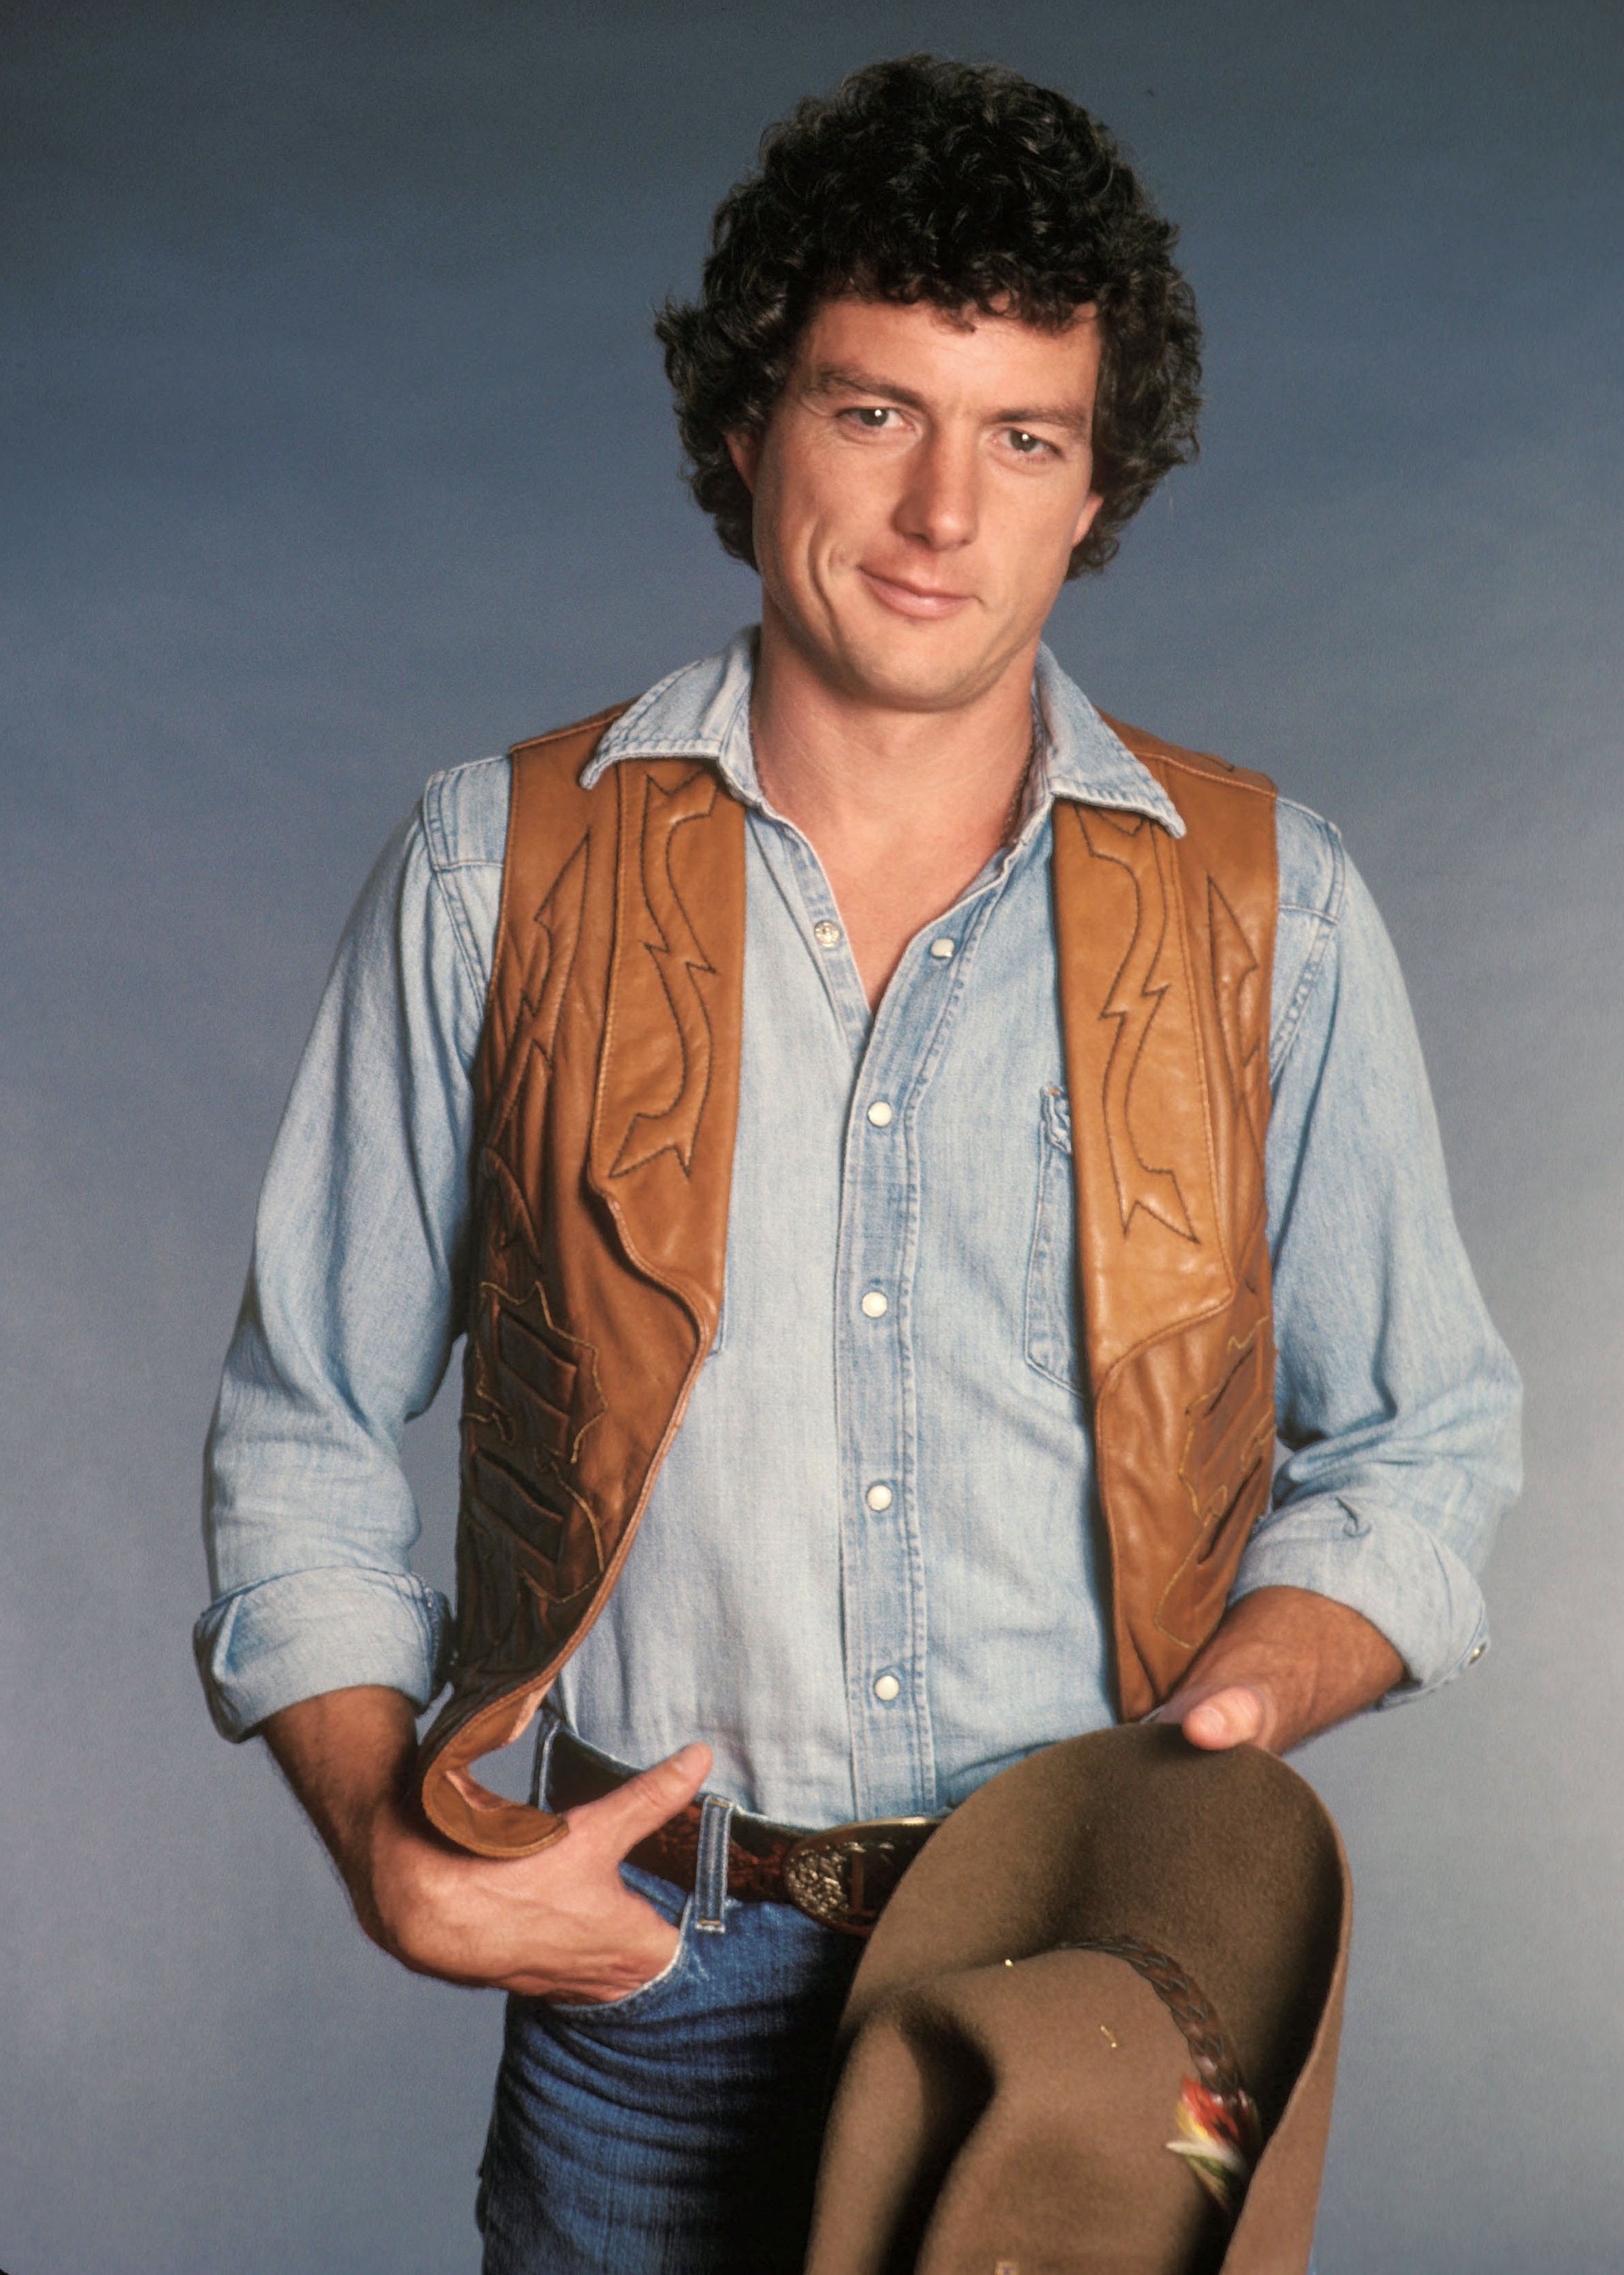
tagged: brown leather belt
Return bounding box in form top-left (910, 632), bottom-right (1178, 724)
top-left (548, 1730), bottom-right (941, 1938)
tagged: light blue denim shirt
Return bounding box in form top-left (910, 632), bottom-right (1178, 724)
top-left (197, 633), bottom-right (1520, 1822)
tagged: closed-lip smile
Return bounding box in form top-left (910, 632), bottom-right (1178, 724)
top-left (859, 567), bottom-right (975, 618)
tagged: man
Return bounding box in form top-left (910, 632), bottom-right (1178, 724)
top-left (196, 55), bottom-right (1519, 2274)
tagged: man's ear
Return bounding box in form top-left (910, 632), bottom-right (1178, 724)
top-left (1071, 487), bottom-right (1105, 552)
top-left (726, 427), bottom-right (761, 493)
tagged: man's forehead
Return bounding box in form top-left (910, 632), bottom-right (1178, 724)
top-left (801, 292), bottom-right (1100, 344)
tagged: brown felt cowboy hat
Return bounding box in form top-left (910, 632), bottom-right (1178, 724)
top-left (804, 1724), bottom-right (1350, 2275)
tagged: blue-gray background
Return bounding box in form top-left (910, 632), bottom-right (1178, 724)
top-left (3, 2), bottom-right (1619, 2268)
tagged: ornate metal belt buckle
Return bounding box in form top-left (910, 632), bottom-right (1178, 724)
top-left (782, 1815), bottom-right (941, 1936)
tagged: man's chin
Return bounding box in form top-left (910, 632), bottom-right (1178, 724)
top-left (824, 628), bottom-right (1026, 716)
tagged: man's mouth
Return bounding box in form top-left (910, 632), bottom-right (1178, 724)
top-left (858, 568), bottom-right (975, 619)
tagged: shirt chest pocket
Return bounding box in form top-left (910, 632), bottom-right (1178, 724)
top-left (1024, 1086), bottom-right (1083, 1394)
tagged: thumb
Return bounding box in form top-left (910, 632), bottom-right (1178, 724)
top-left (578, 1741), bottom-right (712, 1859)
top-left (1178, 1684), bottom-right (1270, 1751)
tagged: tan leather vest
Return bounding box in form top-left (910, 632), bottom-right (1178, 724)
top-left (419, 708), bottom-right (1279, 1858)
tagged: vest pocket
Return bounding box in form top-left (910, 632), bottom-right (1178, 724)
top-left (1024, 1086), bottom-right (1082, 1393)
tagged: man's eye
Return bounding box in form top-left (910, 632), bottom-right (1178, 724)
top-left (846, 406), bottom-right (896, 430)
top-left (1006, 429), bottom-right (1050, 456)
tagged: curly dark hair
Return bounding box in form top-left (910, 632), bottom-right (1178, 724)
top-left (655, 54), bottom-right (1201, 577)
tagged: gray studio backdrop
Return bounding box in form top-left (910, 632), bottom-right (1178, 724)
top-left (3, 3), bottom-right (1619, 2270)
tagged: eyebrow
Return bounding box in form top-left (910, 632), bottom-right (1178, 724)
top-left (805, 362), bottom-right (1093, 437)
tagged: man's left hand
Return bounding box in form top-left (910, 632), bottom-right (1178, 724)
top-left (1152, 1585), bottom-right (1405, 1755)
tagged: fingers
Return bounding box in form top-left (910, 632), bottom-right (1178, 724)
top-left (577, 1741), bottom-right (713, 1861)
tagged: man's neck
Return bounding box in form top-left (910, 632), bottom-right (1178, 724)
top-left (749, 615), bottom-right (1041, 1010)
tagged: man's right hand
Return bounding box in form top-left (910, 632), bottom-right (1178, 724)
top-left (262, 1685), bottom-right (711, 2005)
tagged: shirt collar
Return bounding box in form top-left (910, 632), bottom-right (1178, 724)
top-left (581, 626), bottom-right (1184, 839)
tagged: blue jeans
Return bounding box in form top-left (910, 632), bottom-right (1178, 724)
top-left (475, 1843), bottom-right (862, 2273)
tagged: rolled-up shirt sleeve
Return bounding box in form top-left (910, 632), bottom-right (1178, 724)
top-left (195, 760), bottom-right (506, 1739)
top-left (1234, 801), bottom-right (1522, 1697)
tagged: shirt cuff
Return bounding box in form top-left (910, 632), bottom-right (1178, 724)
top-left (1232, 1494), bottom-right (1491, 1702)
top-left (193, 1568), bottom-right (453, 1741)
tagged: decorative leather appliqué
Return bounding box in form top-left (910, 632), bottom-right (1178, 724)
top-left (522, 834), bottom-right (589, 1069)
top-left (1150, 1317), bottom-right (1274, 1649)
top-left (1207, 876), bottom-right (1267, 1172)
top-left (467, 1276), bottom-right (608, 1585)
top-left (1077, 807), bottom-right (1198, 1244)
top-left (483, 834), bottom-right (591, 1157)
top-left (1178, 1321), bottom-right (1274, 1534)
top-left (610, 767), bottom-right (720, 1179)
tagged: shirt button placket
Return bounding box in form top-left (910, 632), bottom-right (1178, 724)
top-left (840, 946), bottom-right (941, 1819)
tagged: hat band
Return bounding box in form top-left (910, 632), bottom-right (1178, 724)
top-left (1061, 1934), bottom-right (1263, 2220)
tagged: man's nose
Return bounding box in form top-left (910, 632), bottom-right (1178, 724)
top-left (894, 430), bottom-right (979, 549)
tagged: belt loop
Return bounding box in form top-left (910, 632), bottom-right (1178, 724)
top-left (530, 1708), bottom-right (564, 1809)
top-left (694, 1796), bottom-right (735, 1933)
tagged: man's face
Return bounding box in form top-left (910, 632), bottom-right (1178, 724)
top-left (730, 295), bottom-right (1104, 716)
